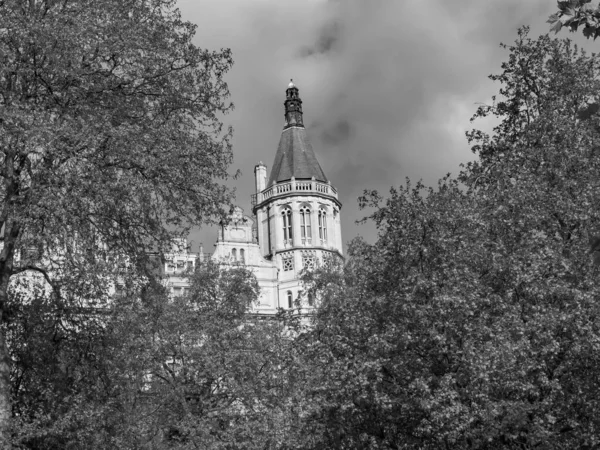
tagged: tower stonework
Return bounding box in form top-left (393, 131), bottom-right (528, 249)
top-left (251, 80), bottom-right (343, 310)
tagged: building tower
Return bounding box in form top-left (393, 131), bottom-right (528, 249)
top-left (252, 80), bottom-right (343, 309)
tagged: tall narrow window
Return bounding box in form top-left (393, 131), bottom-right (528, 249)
top-left (318, 209), bottom-right (328, 241)
top-left (287, 291), bottom-right (293, 309)
top-left (300, 207), bottom-right (311, 243)
top-left (308, 292), bottom-right (314, 306)
top-left (240, 248), bottom-right (245, 263)
top-left (282, 207), bottom-right (293, 243)
top-left (231, 248), bottom-right (237, 260)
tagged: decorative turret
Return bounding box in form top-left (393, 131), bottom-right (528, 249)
top-left (248, 80), bottom-right (344, 312)
top-left (284, 79), bottom-right (304, 129)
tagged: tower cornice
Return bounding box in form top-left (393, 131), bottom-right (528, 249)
top-left (251, 178), bottom-right (342, 214)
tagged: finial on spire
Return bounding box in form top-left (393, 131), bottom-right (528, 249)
top-left (288, 78), bottom-right (295, 88)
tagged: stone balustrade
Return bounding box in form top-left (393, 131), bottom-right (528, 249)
top-left (252, 179), bottom-right (338, 207)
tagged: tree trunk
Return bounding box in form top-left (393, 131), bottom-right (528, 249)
top-left (0, 328), bottom-right (12, 448)
top-left (0, 270), bottom-right (13, 447)
top-left (0, 219), bottom-right (20, 446)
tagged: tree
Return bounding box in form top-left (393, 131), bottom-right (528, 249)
top-left (7, 261), bottom-right (292, 449)
top-left (292, 29), bottom-right (600, 449)
top-left (0, 0), bottom-right (235, 442)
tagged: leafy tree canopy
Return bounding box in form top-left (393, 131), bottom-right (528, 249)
top-left (291, 28), bottom-right (600, 449)
top-left (0, 0), bottom-right (236, 442)
top-left (7, 261), bottom-right (293, 449)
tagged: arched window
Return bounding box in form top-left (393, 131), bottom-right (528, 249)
top-left (240, 248), bottom-right (245, 263)
top-left (287, 291), bottom-right (293, 309)
top-left (318, 209), bottom-right (328, 242)
top-left (308, 292), bottom-right (314, 307)
top-left (231, 248), bottom-right (237, 260)
top-left (300, 206), bottom-right (311, 243)
top-left (281, 207), bottom-right (293, 243)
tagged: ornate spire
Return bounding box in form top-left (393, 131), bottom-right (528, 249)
top-left (267, 81), bottom-right (328, 185)
top-left (284, 79), bottom-right (303, 129)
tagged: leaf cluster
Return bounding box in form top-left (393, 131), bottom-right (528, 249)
top-left (549, 0), bottom-right (600, 39)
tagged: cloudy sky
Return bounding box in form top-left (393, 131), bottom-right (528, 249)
top-left (177, 0), bottom-right (592, 254)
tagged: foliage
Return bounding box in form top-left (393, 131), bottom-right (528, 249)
top-left (290, 29), bottom-right (600, 449)
top-left (549, 0), bottom-right (600, 39)
top-left (0, 0), bottom-right (235, 297)
top-left (6, 262), bottom-right (291, 449)
top-left (8, 4), bottom-right (600, 449)
top-left (0, 0), bottom-right (235, 439)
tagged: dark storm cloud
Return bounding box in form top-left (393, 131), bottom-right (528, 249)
top-left (298, 21), bottom-right (340, 57)
top-left (319, 119), bottom-right (353, 146)
top-left (177, 0), bottom-right (594, 250)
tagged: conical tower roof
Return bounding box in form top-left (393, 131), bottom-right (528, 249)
top-left (267, 80), bottom-right (328, 186)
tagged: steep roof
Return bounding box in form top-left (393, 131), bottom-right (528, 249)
top-left (267, 126), bottom-right (328, 186)
top-left (266, 81), bottom-right (328, 186)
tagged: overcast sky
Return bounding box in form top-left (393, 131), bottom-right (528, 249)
top-left (177, 0), bottom-right (592, 254)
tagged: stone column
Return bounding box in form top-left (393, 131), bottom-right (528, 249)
top-left (272, 205), bottom-right (281, 254)
top-left (334, 208), bottom-right (343, 254)
top-left (311, 200), bottom-right (319, 247)
top-left (292, 201), bottom-right (301, 248)
top-left (326, 204), bottom-right (335, 250)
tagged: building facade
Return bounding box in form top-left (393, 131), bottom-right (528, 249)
top-left (167, 81), bottom-right (343, 314)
